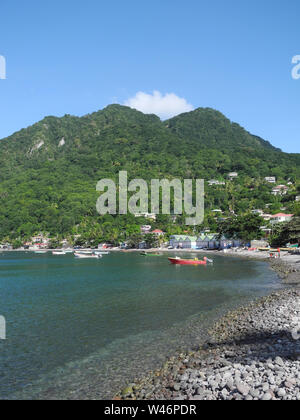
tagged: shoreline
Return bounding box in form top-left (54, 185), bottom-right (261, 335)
top-left (117, 289), bottom-right (300, 401)
top-left (116, 256), bottom-right (300, 401)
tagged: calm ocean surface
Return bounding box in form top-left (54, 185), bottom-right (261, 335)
top-left (0, 251), bottom-right (282, 399)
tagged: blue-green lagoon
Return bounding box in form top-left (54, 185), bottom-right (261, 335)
top-left (0, 251), bottom-right (282, 399)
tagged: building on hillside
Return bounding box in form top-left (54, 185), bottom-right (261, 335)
top-left (270, 213), bottom-right (294, 224)
top-left (296, 196), bottom-right (300, 202)
top-left (134, 212), bottom-right (157, 221)
top-left (208, 180), bottom-right (226, 186)
top-left (228, 172), bottom-right (238, 180)
top-left (261, 213), bottom-right (272, 221)
top-left (251, 209), bottom-right (264, 215)
top-left (260, 226), bottom-right (272, 237)
top-left (271, 185), bottom-right (289, 196)
top-left (152, 229), bottom-right (165, 236)
top-left (141, 225), bottom-right (152, 233)
top-left (212, 209), bottom-right (223, 214)
top-left (264, 177), bottom-right (276, 184)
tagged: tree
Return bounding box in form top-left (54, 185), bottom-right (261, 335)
top-left (218, 214), bottom-right (264, 241)
top-left (144, 233), bottom-right (158, 248)
top-left (270, 217), bottom-right (300, 247)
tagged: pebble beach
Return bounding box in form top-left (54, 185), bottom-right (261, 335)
top-left (117, 254), bottom-right (300, 401)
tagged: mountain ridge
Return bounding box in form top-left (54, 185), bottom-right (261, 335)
top-left (0, 104), bottom-right (299, 241)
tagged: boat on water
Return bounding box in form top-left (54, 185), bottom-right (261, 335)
top-left (168, 257), bottom-right (208, 266)
top-left (52, 250), bottom-right (67, 256)
top-left (64, 248), bottom-right (74, 253)
top-left (74, 252), bottom-right (101, 259)
top-left (94, 251), bottom-right (110, 255)
top-left (34, 250), bottom-right (48, 254)
top-left (74, 252), bottom-right (102, 260)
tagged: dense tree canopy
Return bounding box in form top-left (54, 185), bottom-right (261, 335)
top-left (0, 105), bottom-right (299, 243)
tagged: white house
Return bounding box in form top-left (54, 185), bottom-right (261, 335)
top-left (141, 225), bottom-right (152, 233)
top-left (251, 209), bottom-right (264, 215)
top-left (134, 213), bottom-right (157, 221)
top-left (262, 213), bottom-right (272, 221)
top-left (296, 196), bottom-right (300, 202)
top-left (270, 213), bottom-right (294, 224)
top-left (208, 180), bottom-right (225, 186)
top-left (152, 229), bottom-right (165, 236)
top-left (271, 185), bottom-right (289, 196)
top-left (264, 177), bottom-right (276, 184)
top-left (228, 172), bottom-right (238, 179)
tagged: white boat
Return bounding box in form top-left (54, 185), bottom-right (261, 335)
top-left (52, 250), bottom-right (66, 255)
top-left (74, 250), bottom-right (93, 254)
top-left (34, 250), bottom-right (48, 254)
top-left (94, 250), bottom-right (110, 255)
top-left (74, 252), bottom-right (101, 259)
top-left (64, 249), bottom-right (74, 253)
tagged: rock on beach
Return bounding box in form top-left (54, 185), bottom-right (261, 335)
top-left (118, 288), bottom-right (300, 401)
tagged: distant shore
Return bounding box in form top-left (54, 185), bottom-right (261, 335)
top-left (2, 247), bottom-right (299, 285)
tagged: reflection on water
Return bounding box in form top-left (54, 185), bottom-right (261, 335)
top-left (0, 252), bottom-right (282, 399)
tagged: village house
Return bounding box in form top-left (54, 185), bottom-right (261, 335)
top-left (151, 229), bottom-right (165, 236)
top-left (212, 209), bottom-right (223, 216)
top-left (296, 196), bottom-right (300, 202)
top-left (264, 177), bottom-right (276, 184)
top-left (271, 185), bottom-right (289, 196)
top-left (251, 209), bottom-right (264, 215)
top-left (141, 225), bottom-right (152, 234)
top-left (261, 213), bottom-right (273, 221)
top-left (134, 212), bottom-right (157, 221)
top-left (228, 172), bottom-right (238, 180)
top-left (270, 213), bottom-right (294, 224)
top-left (208, 180), bottom-right (226, 186)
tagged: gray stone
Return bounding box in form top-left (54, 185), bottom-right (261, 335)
top-left (262, 392), bottom-right (272, 401)
top-left (277, 389), bottom-right (286, 398)
top-left (236, 382), bottom-right (250, 396)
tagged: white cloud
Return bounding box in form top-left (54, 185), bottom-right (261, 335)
top-left (124, 91), bottom-right (194, 120)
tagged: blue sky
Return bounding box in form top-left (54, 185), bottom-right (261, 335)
top-left (0, 0), bottom-right (299, 152)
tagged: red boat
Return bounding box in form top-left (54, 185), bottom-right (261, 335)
top-left (168, 257), bottom-right (207, 266)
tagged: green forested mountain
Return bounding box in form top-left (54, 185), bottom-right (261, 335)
top-left (0, 104), bottom-right (299, 242)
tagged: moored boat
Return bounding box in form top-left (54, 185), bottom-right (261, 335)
top-left (74, 252), bottom-right (101, 259)
top-left (94, 251), bottom-right (110, 255)
top-left (52, 250), bottom-right (67, 256)
top-left (168, 257), bottom-right (208, 265)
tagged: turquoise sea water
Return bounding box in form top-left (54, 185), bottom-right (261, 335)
top-left (0, 252), bottom-right (282, 399)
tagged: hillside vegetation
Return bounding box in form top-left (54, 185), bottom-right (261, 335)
top-left (0, 105), bottom-right (299, 242)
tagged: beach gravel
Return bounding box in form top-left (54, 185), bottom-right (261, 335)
top-left (118, 287), bottom-right (300, 401)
